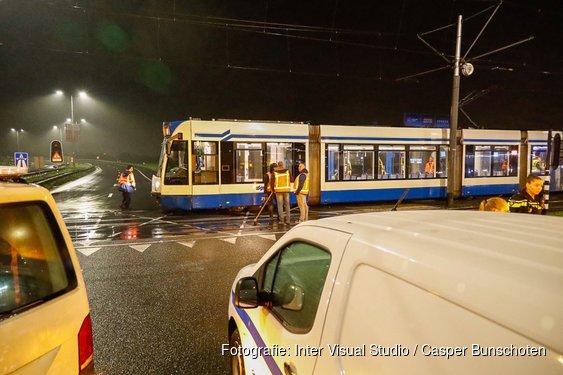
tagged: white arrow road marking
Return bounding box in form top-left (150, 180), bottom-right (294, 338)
top-left (178, 241), bottom-right (196, 248)
top-left (108, 193), bottom-right (113, 198)
top-left (77, 247), bottom-right (101, 256)
top-left (130, 244), bottom-right (151, 253)
top-left (258, 234), bottom-right (277, 241)
top-left (221, 237), bottom-right (237, 245)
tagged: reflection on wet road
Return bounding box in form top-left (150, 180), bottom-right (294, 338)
top-left (52, 162), bottom-right (299, 247)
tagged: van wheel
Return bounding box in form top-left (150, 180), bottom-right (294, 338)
top-left (230, 328), bottom-right (245, 375)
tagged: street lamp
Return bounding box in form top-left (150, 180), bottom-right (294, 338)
top-left (55, 90), bottom-right (88, 164)
top-left (52, 125), bottom-right (63, 141)
top-left (10, 128), bottom-right (24, 150)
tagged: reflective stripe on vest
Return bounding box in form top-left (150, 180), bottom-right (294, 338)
top-left (274, 170), bottom-right (290, 192)
top-left (298, 172), bottom-right (309, 195)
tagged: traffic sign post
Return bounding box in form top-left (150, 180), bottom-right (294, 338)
top-left (14, 152), bottom-right (29, 168)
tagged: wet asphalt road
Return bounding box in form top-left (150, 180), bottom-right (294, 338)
top-left (52, 162), bottom-right (563, 374)
top-left (52, 161), bottom-right (291, 375)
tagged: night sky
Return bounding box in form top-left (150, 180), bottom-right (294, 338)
top-left (1, 0), bottom-right (562, 160)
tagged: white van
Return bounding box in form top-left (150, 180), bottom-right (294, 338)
top-left (0, 167), bottom-right (94, 374)
top-left (228, 210), bottom-right (562, 375)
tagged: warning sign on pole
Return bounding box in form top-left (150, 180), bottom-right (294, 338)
top-left (50, 140), bottom-right (64, 163)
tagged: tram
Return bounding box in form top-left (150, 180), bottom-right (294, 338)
top-left (150, 119), bottom-right (562, 211)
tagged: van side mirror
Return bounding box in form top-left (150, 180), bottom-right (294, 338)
top-left (234, 277), bottom-right (259, 309)
top-left (552, 134), bottom-right (561, 168)
top-left (280, 284), bottom-right (304, 312)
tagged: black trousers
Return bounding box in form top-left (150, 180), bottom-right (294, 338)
top-left (121, 191), bottom-right (132, 209)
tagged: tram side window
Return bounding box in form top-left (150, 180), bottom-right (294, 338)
top-left (292, 143), bottom-right (306, 179)
top-left (465, 145), bottom-right (491, 177)
top-left (164, 141), bottom-right (189, 185)
top-left (326, 144), bottom-right (341, 181)
top-left (409, 146), bottom-right (436, 178)
top-left (378, 145), bottom-right (405, 179)
top-left (236, 143), bottom-right (263, 183)
top-left (192, 141), bottom-right (218, 185)
top-left (530, 145), bottom-right (547, 176)
top-left (466, 145), bottom-right (518, 178)
top-left (491, 145), bottom-right (518, 177)
top-left (266, 142), bottom-right (305, 179)
top-left (343, 145), bottom-right (374, 180)
top-left (437, 146), bottom-right (448, 178)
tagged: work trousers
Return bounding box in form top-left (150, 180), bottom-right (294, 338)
top-left (276, 192), bottom-right (291, 224)
top-left (297, 194), bottom-right (308, 222)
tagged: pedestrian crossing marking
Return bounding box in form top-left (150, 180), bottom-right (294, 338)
top-left (221, 237), bottom-right (237, 245)
top-left (130, 244), bottom-right (151, 253)
top-left (77, 247), bottom-right (101, 256)
top-left (258, 234), bottom-right (277, 241)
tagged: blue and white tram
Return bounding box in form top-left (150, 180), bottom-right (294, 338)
top-left (151, 119), bottom-right (308, 211)
top-left (319, 125), bottom-right (449, 203)
top-left (151, 119), bottom-right (559, 211)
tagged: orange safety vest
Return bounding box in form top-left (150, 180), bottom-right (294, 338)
top-left (273, 169), bottom-right (290, 193)
top-left (118, 171), bottom-right (136, 187)
top-left (297, 172), bottom-right (309, 195)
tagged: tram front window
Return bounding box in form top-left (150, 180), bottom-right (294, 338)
top-left (164, 141), bottom-right (189, 185)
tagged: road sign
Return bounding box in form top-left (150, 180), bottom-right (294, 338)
top-left (14, 152), bottom-right (29, 168)
top-left (51, 140), bottom-right (64, 163)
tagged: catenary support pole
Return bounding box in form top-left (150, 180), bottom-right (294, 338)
top-left (447, 15), bottom-right (462, 208)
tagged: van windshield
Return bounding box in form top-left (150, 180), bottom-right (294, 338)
top-left (0, 202), bottom-right (77, 318)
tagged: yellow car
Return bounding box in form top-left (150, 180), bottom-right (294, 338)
top-left (0, 166), bottom-right (94, 374)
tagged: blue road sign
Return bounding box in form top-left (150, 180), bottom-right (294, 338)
top-left (14, 152), bottom-right (29, 168)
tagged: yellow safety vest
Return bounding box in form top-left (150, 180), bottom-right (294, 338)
top-left (274, 169), bottom-right (290, 193)
top-left (297, 172), bottom-right (309, 195)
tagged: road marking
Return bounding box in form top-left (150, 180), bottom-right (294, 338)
top-left (77, 247), bottom-right (101, 256)
top-left (221, 237), bottom-right (238, 245)
top-left (130, 244), bottom-right (151, 253)
top-left (178, 241), bottom-right (196, 248)
top-left (108, 193), bottom-right (113, 198)
top-left (258, 234), bottom-right (277, 241)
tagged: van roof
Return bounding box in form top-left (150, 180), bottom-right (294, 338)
top-left (309, 210), bottom-right (563, 353)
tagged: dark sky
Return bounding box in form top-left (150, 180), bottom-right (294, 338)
top-left (1, 0), bottom-right (562, 160)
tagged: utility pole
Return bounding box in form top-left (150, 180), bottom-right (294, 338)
top-left (447, 16), bottom-right (462, 208)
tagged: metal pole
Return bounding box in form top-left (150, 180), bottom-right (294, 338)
top-left (71, 95), bottom-right (76, 166)
top-left (16, 130), bottom-right (20, 150)
top-left (447, 15), bottom-right (462, 208)
top-left (71, 95), bottom-right (75, 124)
top-left (543, 130), bottom-right (552, 214)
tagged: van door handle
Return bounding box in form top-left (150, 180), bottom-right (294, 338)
top-left (284, 362), bottom-right (297, 375)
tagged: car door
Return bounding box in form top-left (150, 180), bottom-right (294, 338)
top-left (245, 225), bottom-right (351, 375)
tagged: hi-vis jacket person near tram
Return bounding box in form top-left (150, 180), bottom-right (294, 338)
top-left (508, 174), bottom-right (545, 214)
top-left (273, 161), bottom-right (291, 225)
top-left (118, 165), bottom-right (136, 210)
top-left (294, 163), bottom-right (309, 223)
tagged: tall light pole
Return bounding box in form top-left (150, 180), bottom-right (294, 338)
top-left (10, 128), bottom-right (24, 150)
top-left (56, 90), bottom-right (88, 165)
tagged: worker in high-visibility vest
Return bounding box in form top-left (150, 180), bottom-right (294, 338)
top-left (273, 161), bottom-right (291, 225)
top-left (294, 163), bottom-right (309, 223)
top-left (117, 165), bottom-right (136, 210)
top-left (263, 162), bottom-right (277, 223)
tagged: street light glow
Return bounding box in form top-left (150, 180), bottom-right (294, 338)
top-left (79, 91), bottom-right (88, 98)
top-left (81, 119), bottom-right (86, 123)
top-left (55, 90), bottom-right (63, 95)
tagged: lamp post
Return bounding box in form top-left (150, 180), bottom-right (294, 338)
top-left (56, 90), bottom-right (88, 165)
top-left (10, 128), bottom-right (24, 150)
top-left (53, 125), bottom-right (63, 141)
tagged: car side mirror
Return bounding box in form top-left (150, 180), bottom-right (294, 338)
top-left (281, 284), bottom-right (304, 312)
top-left (234, 277), bottom-right (259, 309)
